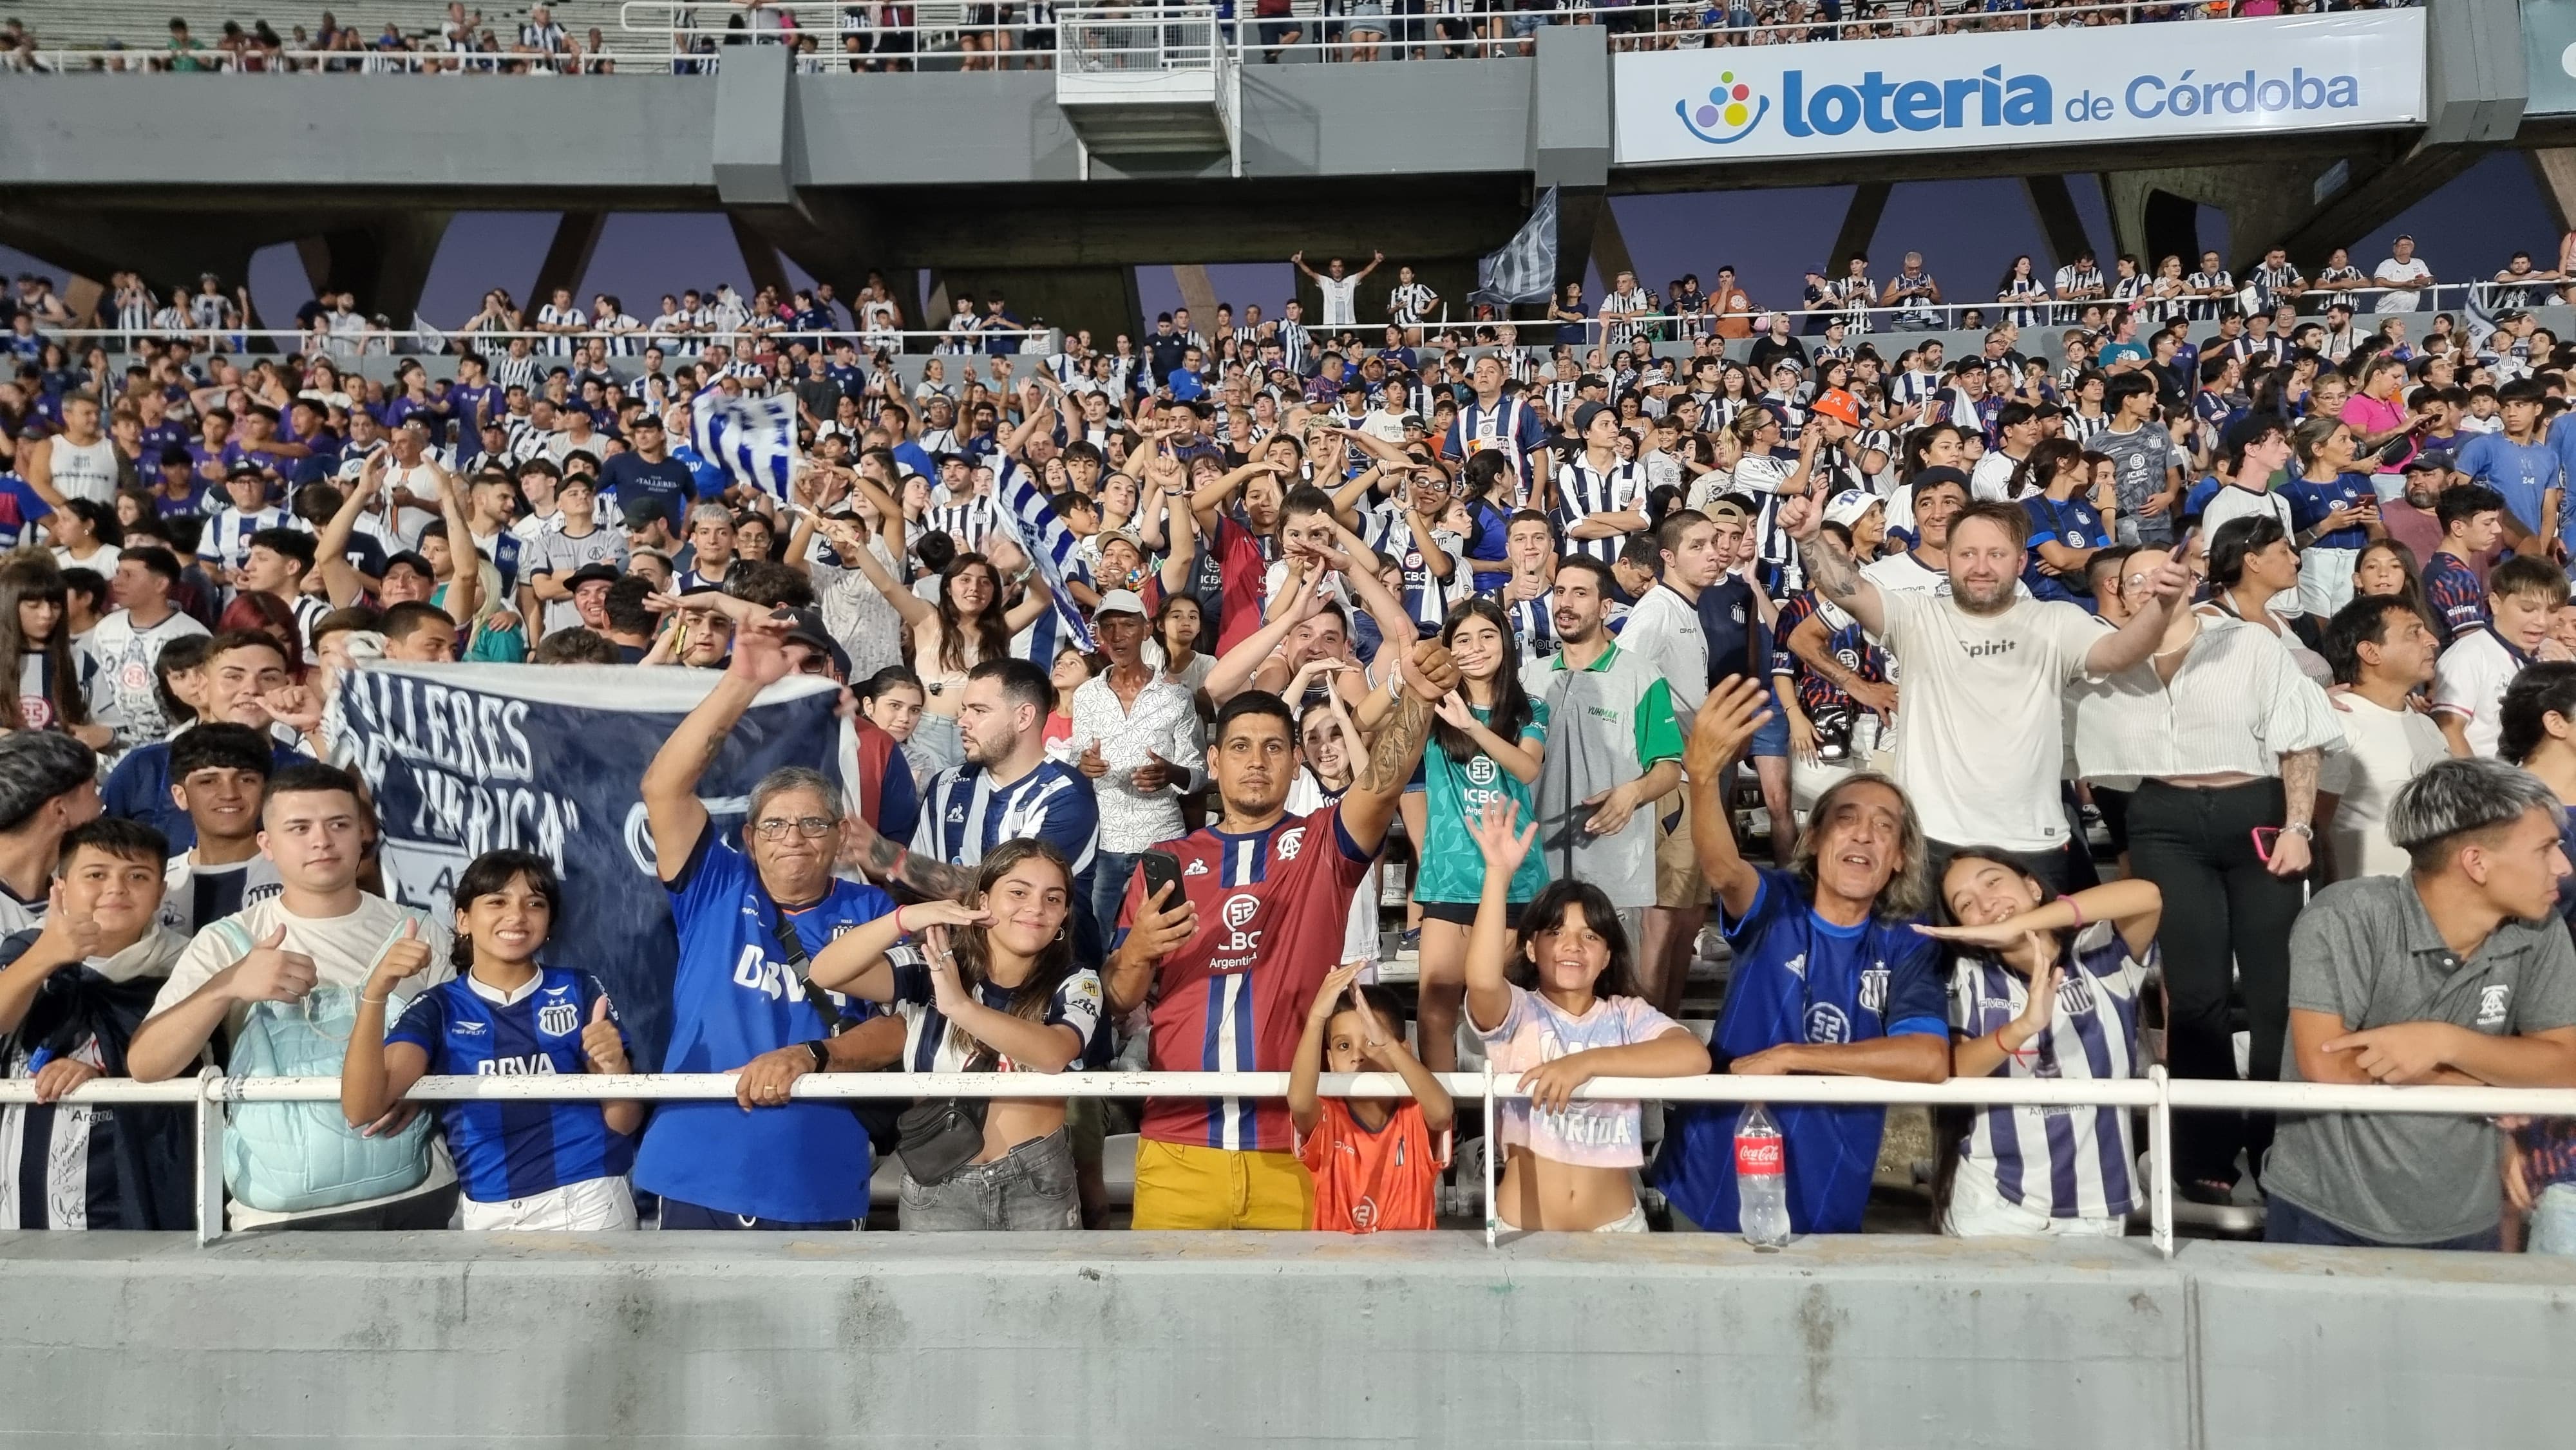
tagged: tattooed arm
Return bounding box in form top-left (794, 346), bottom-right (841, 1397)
top-left (1337, 641), bottom-right (1462, 856)
top-left (836, 809), bottom-right (980, 901)
top-left (1779, 491), bottom-right (1886, 637)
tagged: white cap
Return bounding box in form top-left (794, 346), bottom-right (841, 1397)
top-left (1823, 490), bottom-right (1881, 528)
top-left (1093, 588), bottom-right (1149, 619)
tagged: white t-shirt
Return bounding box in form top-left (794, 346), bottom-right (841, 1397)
top-left (2372, 256), bottom-right (2431, 314)
top-left (1969, 451), bottom-right (2023, 502)
top-left (145, 892), bottom-right (455, 1046)
top-left (2430, 628), bottom-right (2524, 758)
top-left (2318, 695), bottom-right (2452, 877)
top-left (1316, 275), bottom-right (1362, 328)
top-left (2199, 484), bottom-right (2296, 547)
top-left (1618, 583), bottom-right (1709, 720)
top-left (1878, 588), bottom-right (2109, 851)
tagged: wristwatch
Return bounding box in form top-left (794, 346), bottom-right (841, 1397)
top-left (802, 1039), bottom-right (830, 1071)
top-left (2283, 822), bottom-right (2315, 841)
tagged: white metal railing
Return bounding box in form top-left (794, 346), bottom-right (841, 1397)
top-left (3, 0), bottom-right (2424, 73)
top-left (24, 325), bottom-right (1065, 359)
top-left (1056, 3), bottom-right (1224, 75)
top-left (1501, 282), bottom-right (2557, 350)
top-left (8, 1066), bottom-right (2571, 1255)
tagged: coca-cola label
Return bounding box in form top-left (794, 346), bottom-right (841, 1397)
top-left (1735, 1136), bottom-right (1784, 1176)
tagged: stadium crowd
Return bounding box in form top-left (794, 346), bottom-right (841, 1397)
top-left (0, 0), bottom-right (2414, 74)
top-left (0, 223), bottom-right (2572, 1253)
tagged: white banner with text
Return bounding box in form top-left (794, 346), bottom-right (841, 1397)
top-left (1613, 11), bottom-right (2427, 165)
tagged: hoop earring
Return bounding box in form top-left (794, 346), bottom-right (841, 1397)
top-left (1054, 927), bottom-right (1068, 943)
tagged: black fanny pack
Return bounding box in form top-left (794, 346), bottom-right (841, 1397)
top-left (894, 1096), bottom-right (990, 1186)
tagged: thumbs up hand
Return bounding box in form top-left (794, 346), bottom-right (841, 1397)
top-left (582, 995), bottom-right (630, 1076)
top-left (234, 922), bottom-right (322, 1004)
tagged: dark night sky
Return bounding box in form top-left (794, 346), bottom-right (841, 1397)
top-left (5, 151), bottom-right (2552, 338)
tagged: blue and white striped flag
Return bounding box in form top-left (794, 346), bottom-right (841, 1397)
top-left (985, 455), bottom-right (1094, 652)
top-left (687, 384), bottom-right (797, 504)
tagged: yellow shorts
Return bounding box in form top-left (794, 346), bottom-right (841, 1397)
top-left (1130, 1140), bottom-right (1316, 1230)
top-left (1654, 787), bottom-right (1707, 910)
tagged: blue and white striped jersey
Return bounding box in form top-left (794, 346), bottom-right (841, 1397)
top-left (1948, 921), bottom-right (2154, 1220)
top-left (913, 759), bottom-right (1101, 961)
top-left (1551, 454), bottom-right (1646, 565)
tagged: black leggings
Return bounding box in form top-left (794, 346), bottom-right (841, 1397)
top-left (2126, 777), bottom-right (2305, 1188)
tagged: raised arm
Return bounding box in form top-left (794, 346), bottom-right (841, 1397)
top-left (1337, 638), bottom-right (1459, 857)
top-left (1155, 482), bottom-right (1198, 599)
top-left (2082, 551), bottom-right (2195, 675)
top-left (1781, 491), bottom-right (1886, 639)
top-left (1289, 960), bottom-right (1370, 1138)
top-left (1685, 676), bottom-right (1773, 919)
top-left (1461, 798), bottom-right (1537, 1035)
top-left (1325, 518), bottom-right (1420, 651)
top-left (819, 515), bottom-right (935, 628)
top-left (317, 457), bottom-right (383, 608)
top-left (641, 612), bottom-right (795, 881)
top-left (1913, 876), bottom-right (2164, 961)
top-left (805, 899), bottom-right (988, 995)
top-left (431, 462), bottom-right (482, 626)
top-left (1203, 558), bottom-right (1322, 704)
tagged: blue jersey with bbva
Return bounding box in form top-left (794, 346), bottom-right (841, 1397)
top-left (1652, 868), bottom-right (1947, 1234)
top-left (387, 965), bottom-right (634, 1204)
top-left (631, 827), bottom-right (893, 1222)
top-left (914, 759), bottom-right (1102, 963)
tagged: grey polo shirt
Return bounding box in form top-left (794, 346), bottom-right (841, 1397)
top-left (2264, 873), bottom-right (2576, 1245)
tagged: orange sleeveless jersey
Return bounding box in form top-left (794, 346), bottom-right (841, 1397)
top-left (1296, 1099), bottom-right (1450, 1234)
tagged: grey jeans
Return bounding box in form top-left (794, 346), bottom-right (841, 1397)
top-left (896, 1127), bottom-right (1081, 1231)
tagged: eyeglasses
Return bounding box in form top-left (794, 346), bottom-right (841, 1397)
top-left (753, 816), bottom-right (836, 841)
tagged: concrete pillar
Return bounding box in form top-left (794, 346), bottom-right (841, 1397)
top-left (2022, 176), bottom-right (2096, 272)
top-left (528, 211), bottom-right (607, 311)
top-left (1588, 201), bottom-right (1638, 296)
top-left (294, 211), bottom-right (453, 322)
top-left (1170, 265), bottom-right (1220, 328)
top-left (1830, 182), bottom-right (1891, 272)
top-left (2526, 149), bottom-right (2576, 234)
top-left (712, 39), bottom-right (797, 207)
top-left (726, 214), bottom-right (792, 301)
top-left (1531, 22), bottom-right (1608, 310)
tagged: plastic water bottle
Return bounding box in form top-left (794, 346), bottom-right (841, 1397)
top-left (1735, 1104), bottom-right (1791, 1251)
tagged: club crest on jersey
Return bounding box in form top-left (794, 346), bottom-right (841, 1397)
top-left (538, 1001), bottom-right (581, 1037)
top-left (1857, 964), bottom-right (1889, 1015)
top-left (1276, 827), bottom-right (1306, 860)
top-left (2478, 983), bottom-right (2512, 1027)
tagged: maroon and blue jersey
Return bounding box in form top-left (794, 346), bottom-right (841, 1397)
top-left (1119, 804), bottom-right (1376, 1153)
top-left (2423, 552), bottom-right (2488, 648)
top-left (388, 966), bottom-right (635, 1205)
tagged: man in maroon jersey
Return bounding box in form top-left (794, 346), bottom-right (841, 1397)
top-left (1105, 639), bottom-right (1457, 1229)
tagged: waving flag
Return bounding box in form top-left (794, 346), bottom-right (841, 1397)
top-left (688, 383), bottom-right (798, 504)
top-left (985, 455), bottom-right (1095, 652)
top-left (1470, 186), bottom-right (1560, 310)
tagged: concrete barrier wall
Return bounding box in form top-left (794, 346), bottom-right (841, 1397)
top-left (1, 1231), bottom-right (2570, 1449)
